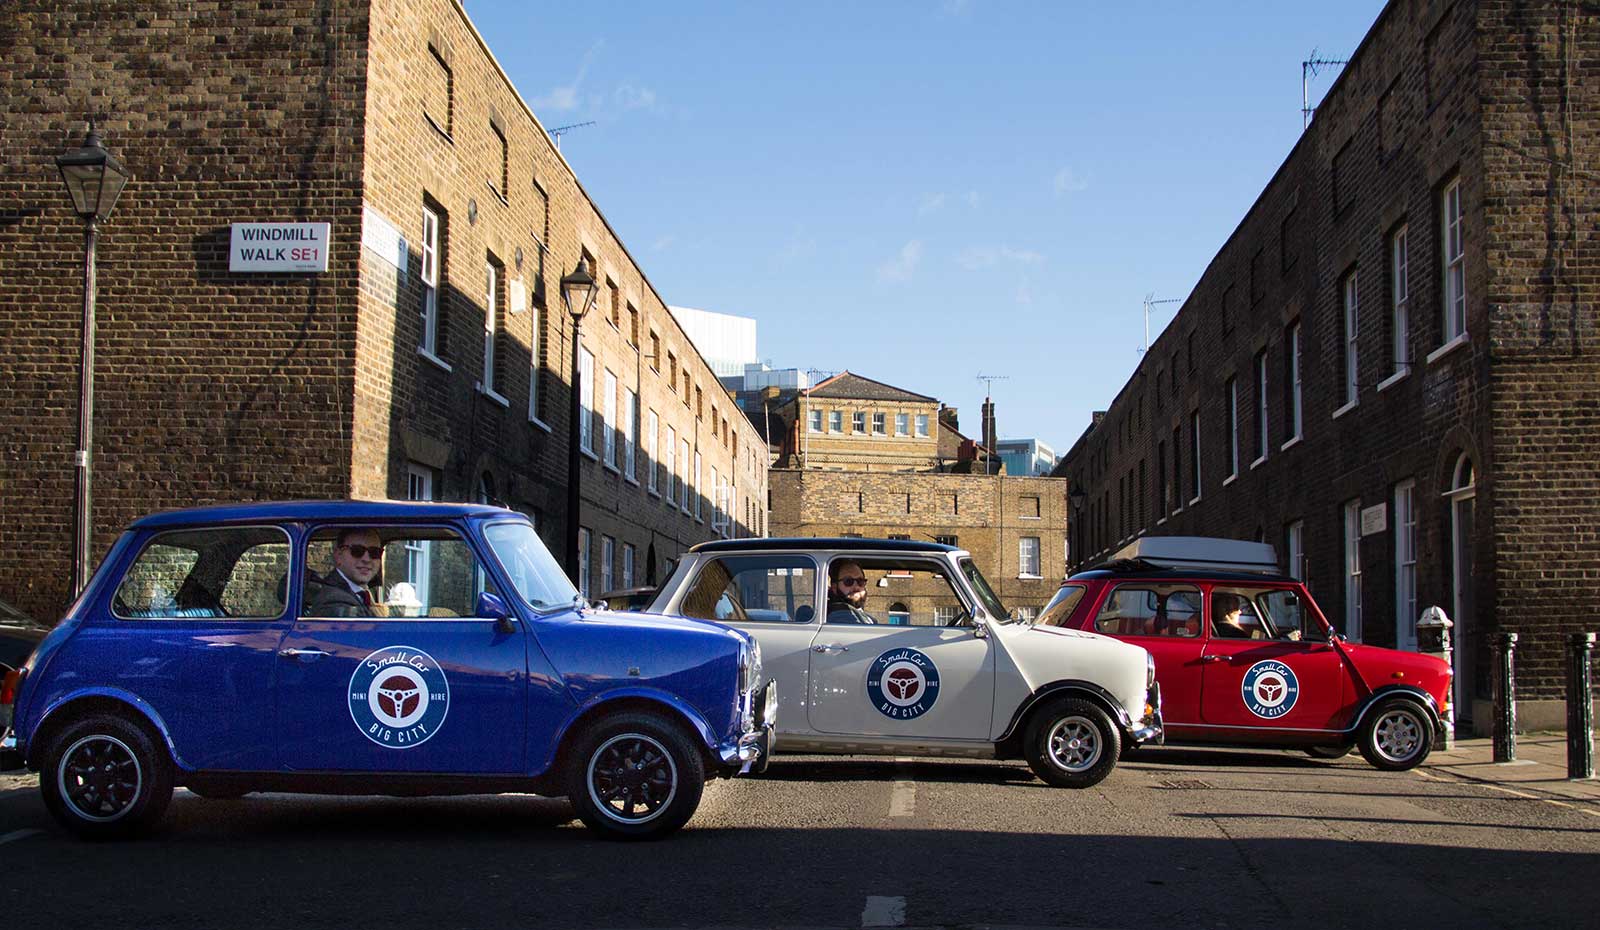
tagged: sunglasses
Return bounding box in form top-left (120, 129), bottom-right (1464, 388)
top-left (837, 576), bottom-right (868, 587)
top-left (341, 544), bottom-right (385, 559)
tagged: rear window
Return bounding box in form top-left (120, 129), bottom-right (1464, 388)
top-left (113, 526), bottom-right (291, 620)
top-left (1093, 583), bottom-right (1202, 637)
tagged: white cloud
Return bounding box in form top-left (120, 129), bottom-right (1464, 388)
top-left (917, 192), bottom-right (948, 216)
top-left (877, 240), bottom-right (924, 283)
top-left (533, 41), bottom-right (604, 114)
top-left (956, 245), bottom-right (1045, 270)
top-left (1053, 165), bottom-right (1089, 197)
top-left (614, 82), bottom-right (658, 111)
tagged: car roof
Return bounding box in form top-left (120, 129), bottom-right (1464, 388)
top-left (1068, 560), bottom-right (1298, 584)
top-left (688, 537), bottom-right (958, 554)
top-left (130, 500), bottom-right (520, 529)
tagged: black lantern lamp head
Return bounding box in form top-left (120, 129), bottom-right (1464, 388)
top-left (1069, 484), bottom-right (1087, 511)
top-left (56, 124), bottom-right (130, 222)
top-left (560, 257), bottom-right (597, 324)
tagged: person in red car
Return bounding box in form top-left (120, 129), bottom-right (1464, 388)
top-left (1211, 593), bottom-right (1255, 639)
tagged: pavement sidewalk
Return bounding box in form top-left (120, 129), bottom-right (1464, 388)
top-left (1423, 731), bottom-right (1600, 809)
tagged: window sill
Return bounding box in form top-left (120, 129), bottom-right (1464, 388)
top-left (424, 114), bottom-right (453, 144)
top-left (1156, 517), bottom-right (1168, 526)
top-left (1427, 333), bottom-right (1470, 365)
top-left (604, 461), bottom-right (621, 475)
top-left (1222, 474), bottom-right (1237, 487)
top-left (1017, 574), bottom-right (1043, 581)
top-left (1376, 369), bottom-right (1409, 393)
top-left (1250, 456), bottom-right (1268, 471)
top-left (1188, 496), bottom-right (1201, 507)
top-left (1019, 515), bottom-right (1042, 521)
top-left (419, 347), bottom-right (453, 372)
top-left (647, 487), bottom-right (661, 498)
top-left (1280, 435), bottom-right (1302, 452)
top-left (625, 473), bottom-right (640, 487)
top-left (580, 446), bottom-right (599, 462)
top-left (529, 415), bottom-right (552, 434)
top-left (477, 385), bottom-right (510, 408)
top-left (1332, 400), bottom-right (1358, 420)
top-left (486, 182), bottom-right (508, 208)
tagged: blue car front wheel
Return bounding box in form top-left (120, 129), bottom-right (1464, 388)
top-left (566, 711), bottom-right (705, 840)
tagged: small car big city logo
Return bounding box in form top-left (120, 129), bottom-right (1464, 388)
top-left (349, 645), bottom-right (451, 748)
top-left (866, 647), bottom-right (941, 720)
top-left (1241, 659), bottom-right (1300, 719)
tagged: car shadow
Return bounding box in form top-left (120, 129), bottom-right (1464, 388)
top-left (755, 756), bottom-right (1041, 786)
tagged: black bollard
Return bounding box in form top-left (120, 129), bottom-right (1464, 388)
top-left (1570, 633), bottom-right (1595, 780)
top-left (1493, 632), bottom-right (1518, 763)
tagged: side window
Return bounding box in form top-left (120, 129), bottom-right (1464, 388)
top-left (114, 527), bottom-right (290, 620)
top-left (305, 527), bottom-right (492, 619)
top-left (680, 555), bottom-right (817, 623)
top-left (1038, 584), bottom-right (1087, 627)
top-left (824, 558), bottom-right (969, 626)
top-left (1218, 588), bottom-right (1307, 641)
top-left (1093, 583), bottom-right (1202, 637)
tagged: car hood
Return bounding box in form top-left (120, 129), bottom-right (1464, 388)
top-left (581, 606), bottom-right (748, 640)
top-left (989, 621), bottom-right (1152, 718)
top-left (1338, 639), bottom-right (1452, 697)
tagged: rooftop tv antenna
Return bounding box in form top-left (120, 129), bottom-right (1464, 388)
top-left (976, 374), bottom-right (1009, 401)
top-left (548, 121), bottom-right (596, 150)
top-left (1140, 293), bottom-right (1183, 353)
top-left (1302, 50), bottom-right (1349, 129)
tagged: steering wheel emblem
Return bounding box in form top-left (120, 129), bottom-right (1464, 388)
top-left (349, 646), bottom-right (451, 748)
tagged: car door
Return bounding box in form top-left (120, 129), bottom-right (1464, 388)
top-left (671, 553), bottom-right (820, 737)
top-left (806, 558), bottom-right (994, 740)
top-left (1199, 586), bottom-right (1346, 731)
top-left (1085, 581), bottom-right (1206, 727)
top-left (276, 525), bottom-right (527, 774)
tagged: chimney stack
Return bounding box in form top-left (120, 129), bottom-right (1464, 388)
top-left (938, 405), bottom-right (959, 431)
top-left (981, 399), bottom-right (997, 454)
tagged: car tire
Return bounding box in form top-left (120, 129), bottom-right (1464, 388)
top-left (40, 713), bottom-right (174, 840)
top-left (1305, 744), bottom-right (1355, 760)
top-left (565, 711), bottom-right (705, 840)
top-left (1358, 699), bottom-right (1434, 771)
top-left (1023, 697), bottom-right (1120, 789)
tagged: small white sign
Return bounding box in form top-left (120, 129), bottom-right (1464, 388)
top-left (509, 277), bottom-right (527, 314)
top-left (1361, 503), bottom-right (1387, 536)
top-left (360, 206), bottom-right (407, 275)
top-left (230, 222), bottom-right (331, 273)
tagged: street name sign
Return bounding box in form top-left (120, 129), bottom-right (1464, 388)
top-left (230, 222), bottom-right (331, 272)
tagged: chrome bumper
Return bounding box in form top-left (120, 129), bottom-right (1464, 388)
top-left (1132, 681), bottom-right (1165, 745)
top-left (720, 679), bottom-right (778, 771)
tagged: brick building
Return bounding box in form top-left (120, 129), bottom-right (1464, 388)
top-left (1056, 0), bottom-right (1597, 731)
top-left (0, 0), bottom-right (766, 621)
top-left (765, 372), bottom-right (1066, 615)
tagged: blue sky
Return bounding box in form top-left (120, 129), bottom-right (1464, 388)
top-left (465, 0), bottom-right (1388, 454)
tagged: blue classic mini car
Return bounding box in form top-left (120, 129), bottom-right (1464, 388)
top-left (0, 501), bottom-right (774, 840)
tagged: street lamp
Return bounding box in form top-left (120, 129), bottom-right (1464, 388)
top-left (560, 257), bottom-right (597, 584)
top-left (1067, 484), bottom-right (1087, 574)
top-left (56, 124), bottom-right (130, 596)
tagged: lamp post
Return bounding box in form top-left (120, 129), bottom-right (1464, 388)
top-left (56, 124), bottom-right (130, 596)
top-left (560, 257), bottom-right (597, 584)
top-left (1068, 484), bottom-right (1087, 572)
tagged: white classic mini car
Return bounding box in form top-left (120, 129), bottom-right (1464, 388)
top-left (642, 538), bottom-right (1161, 788)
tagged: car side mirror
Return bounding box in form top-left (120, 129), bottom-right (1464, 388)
top-left (476, 591), bottom-right (514, 633)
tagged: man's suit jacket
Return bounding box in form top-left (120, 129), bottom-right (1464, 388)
top-left (825, 596), bottom-right (877, 625)
top-left (304, 569), bottom-right (372, 618)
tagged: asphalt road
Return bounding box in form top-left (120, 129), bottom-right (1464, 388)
top-left (2, 745), bottom-right (1596, 930)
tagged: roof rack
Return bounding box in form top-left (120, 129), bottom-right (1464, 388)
top-left (1101, 536), bottom-right (1281, 575)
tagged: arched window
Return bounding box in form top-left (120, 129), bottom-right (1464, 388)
top-left (888, 601), bottom-right (911, 626)
top-left (1444, 451), bottom-right (1477, 715)
top-left (477, 471), bottom-right (498, 506)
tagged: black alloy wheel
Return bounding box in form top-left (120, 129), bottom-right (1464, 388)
top-left (566, 711), bottom-right (705, 839)
top-left (40, 713), bottom-right (174, 839)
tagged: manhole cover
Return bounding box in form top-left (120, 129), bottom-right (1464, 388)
top-left (1156, 778), bottom-right (1213, 790)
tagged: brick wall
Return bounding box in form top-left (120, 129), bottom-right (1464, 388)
top-left (0, 0), bottom-right (371, 621)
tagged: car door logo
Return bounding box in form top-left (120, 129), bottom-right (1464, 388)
top-left (866, 648), bottom-right (941, 720)
top-left (349, 646), bottom-right (451, 748)
top-left (1241, 660), bottom-right (1300, 719)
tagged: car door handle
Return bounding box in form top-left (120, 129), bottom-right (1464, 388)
top-left (812, 643), bottom-right (849, 654)
top-left (279, 647), bottom-right (330, 660)
top-left (1201, 654), bottom-right (1226, 663)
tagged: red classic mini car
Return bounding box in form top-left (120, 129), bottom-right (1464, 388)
top-left (1038, 537), bottom-right (1450, 770)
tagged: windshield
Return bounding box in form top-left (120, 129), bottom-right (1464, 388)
top-left (483, 521), bottom-right (578, 610)
top-left (958, 557), bottom-right (1010, 621)
top-left (1037, 584), bottom-right (1087, 627)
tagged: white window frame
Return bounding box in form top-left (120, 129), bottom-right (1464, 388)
top-left (829, 410), bottom-right (843, 433)
top-left (1391, 225), bottom-right (1409, 378)
top-left (852, 411), bottom-right (865, 433)
top-left (622, 543), bottom-right (635, 588)
top-left (1343, 499), bottom-right (1363, 641)
top-left (420, 206), bottom-right (440, 358)
top-left (646, 409), bottom-right (660, 494)
top-left (872, 412), bottom-right (886, 435)
top-left (693, 450), bottom-right (703, 520)
top-left (915, 414), bottom-right (929, 437)
top-left (623, 389), bottom-right (638, 481)
top-left (405, 464), bottom-right (434, 606)
top-left (1442, 178), bottom-right (1466, 343)
top-left (600, 535), bottom-right (614, 594)
top-left (578, 348), bottom-right (595, 455)
top-left (1188, 410), bottom-right (1201, 504)
top-left (482, 259), bottom-right (500, 398)
top-left (680, 437), bottom-right (691, 511)
top-left (666, 426), bottom-right (677, 502)
top-left (1254, 351), bottom-right (1269, 465)
top-left (895, 413), bottom-right (909, 436)
top-left (808, 409), bottom-right (822, 433)
top-left (527, 300), bottom-right (545, 425)
top-left (1394, 479), bottom-right (1418, 650)
top-left (1286, 519), bottom-right (1304, 581)
top-left (577, 527), bottom-right (591, 597)
top-left (602, 369), bottom-right (618, 470)
top-left (1019, 536), bottom-right (1041, 578)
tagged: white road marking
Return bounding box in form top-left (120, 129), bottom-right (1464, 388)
top-left (1417, 767), bottom-right (1600, 817)
top-left (0, 829), bottom-right (42, 846)
top-left (861, 895), bottom-right (906, 927)
top-left (888, 756), bottom-right (916, 818)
